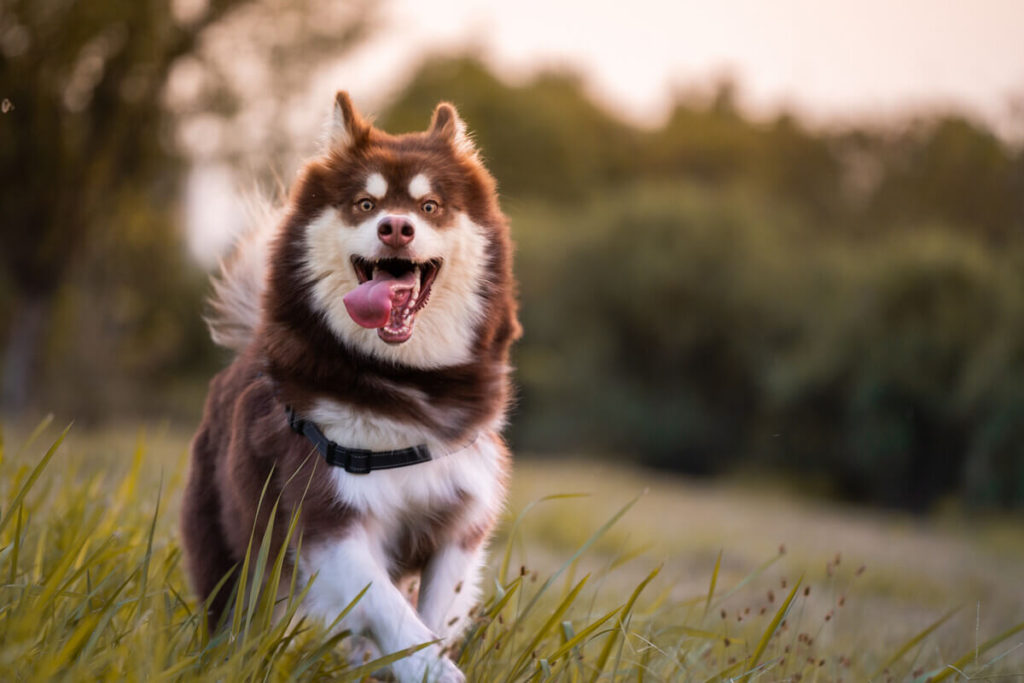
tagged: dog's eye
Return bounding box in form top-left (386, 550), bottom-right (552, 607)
top-left (356, 198), bottom-right (375, 212)
top-left (421, 200), bottom-right (439, 214)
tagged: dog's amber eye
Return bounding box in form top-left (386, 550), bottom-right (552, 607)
top-left (421, 200), bottom-right (439, 214)
top-left (356, 198), bottom-right (375, 212)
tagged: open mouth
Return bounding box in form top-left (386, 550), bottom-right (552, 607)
top-left (343, 256), bottom-right (442, 344)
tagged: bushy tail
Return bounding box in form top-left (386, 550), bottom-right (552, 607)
top-left (206, 196), bottom-right (282, 352)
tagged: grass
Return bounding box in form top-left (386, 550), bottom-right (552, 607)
top-left (1, 418), bottom-right (1023, 681)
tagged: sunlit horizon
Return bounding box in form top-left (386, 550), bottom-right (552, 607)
top-left (333, 0), bottom-right (1024, 140)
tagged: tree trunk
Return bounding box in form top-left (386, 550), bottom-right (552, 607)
top-left (1, 292), bottom-right (52, 414)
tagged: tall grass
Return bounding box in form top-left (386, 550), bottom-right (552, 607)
top-left (1, 421), bottom-right (1021, 680)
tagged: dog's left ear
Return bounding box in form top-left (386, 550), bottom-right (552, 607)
top-left (328, 91), bottom-right (371, 150)
top-left (429, 102), bottom-right (475, 156)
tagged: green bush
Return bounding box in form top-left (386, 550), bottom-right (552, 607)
top-left (510, 183), bottom-right (1024, 508)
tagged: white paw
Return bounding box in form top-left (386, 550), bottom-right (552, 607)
top-left (392, 649), bottom-right (465, 683)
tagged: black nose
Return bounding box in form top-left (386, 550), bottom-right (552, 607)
top-left (377, 216), bottom-right (415, 248)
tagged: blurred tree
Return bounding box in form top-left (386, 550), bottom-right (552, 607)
top-left (0, 0), bottom-right (373, 413)
top-left (866, 116), bottom-right (1024, 241)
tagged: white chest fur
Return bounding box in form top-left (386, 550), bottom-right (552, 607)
top-left (306, 399), bottom-right (506, 527)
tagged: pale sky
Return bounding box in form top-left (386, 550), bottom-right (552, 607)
top-left (337, 0), bottom-right (1024, 138)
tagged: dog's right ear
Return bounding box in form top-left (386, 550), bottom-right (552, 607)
top-left (328, 91), bottom-right (370, 150)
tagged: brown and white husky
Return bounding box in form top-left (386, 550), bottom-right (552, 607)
top-left (180, 92), bottom-right (520, 682)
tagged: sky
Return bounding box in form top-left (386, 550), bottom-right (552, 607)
top-left (337, 0), bottom-right (1024, 138)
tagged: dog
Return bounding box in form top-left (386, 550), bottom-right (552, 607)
top-left (180, 92), bottom-right (520, 682)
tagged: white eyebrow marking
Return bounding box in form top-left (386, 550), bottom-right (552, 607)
top-left (365, 173), bottom-right (388, 199)
top-left (408, 173), bottom-right (431, 199)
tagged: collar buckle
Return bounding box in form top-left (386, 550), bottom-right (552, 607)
top-left (342, 449), bottom-right (372, 475)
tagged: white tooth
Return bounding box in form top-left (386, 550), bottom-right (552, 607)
top-left (411, 264), bottom-right (421, 300)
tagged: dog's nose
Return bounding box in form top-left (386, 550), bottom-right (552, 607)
top-left (377, 216), bottom-right (415, 248)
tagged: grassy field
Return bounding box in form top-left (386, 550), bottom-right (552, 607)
top-left (1, 418), bottom-right (1022, 681)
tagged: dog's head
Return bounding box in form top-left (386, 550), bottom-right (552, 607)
top-left (266, 92), bottom-right (518, 371)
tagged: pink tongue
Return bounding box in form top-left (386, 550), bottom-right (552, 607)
top-left (343, 269), bottom-right (418, 329)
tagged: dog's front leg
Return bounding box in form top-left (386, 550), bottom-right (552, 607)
top-left (418, 542), bottom-right (486, 643)
top-left (302, 527), bottom-right (464, 683)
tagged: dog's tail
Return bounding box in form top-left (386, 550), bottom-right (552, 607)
top-left (205, 195), bottom-right (282, 352)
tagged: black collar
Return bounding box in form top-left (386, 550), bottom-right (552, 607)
top-left (286, 406), bottom-right (432, 474)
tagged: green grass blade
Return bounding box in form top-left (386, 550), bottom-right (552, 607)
top-left (703, 658), bottom-right (744, 683)
top-left (507, 574), bottom-right (591, 681)
top-left (114, 432), bottom-right (148, 504)
top-left (13, 414), bottom-right (54, 459)
top-left (456, 577), bottom-right (524, 666)
top-left (737, 574), bottom-right (803, 682)
top-left (259, 502), bottom-right (303, 626)
top-left (325, 581), bottom-right (372, 633)
top-left (712, 551), bottom-right (784, 609)
top-left (32, 533), bottom-right (91, 611)
top-left (243, 499), bottom-right (279, 639)
top-left (135, 474), bottom-right (162, 624)
top-left (517, 493), bottom-right (642, 630)
top-left (282, 581), bottom-right (371, 680)
top-left (929, 619), bottom-right (1024, 682)
top-left (7, 503), bottom-right (22, 584)
top-left (337, 640), bottom-right (436, 682)
top-left (589, 564), bottom-right (661, 682)
top-left (871, 607), bottom-right (959, 678)
top-left (499, 493), bottom-right (590, 584)
top-left (79, 572), bottom-right (138, 659)
top-left (547, 605), bottom-right (621, 662)
top-left (231, 466), bottom-right (277, 638)
top-left (0, 423), bottom-right (69, 538)
top-left (703, 550), bottom-right (722, 621)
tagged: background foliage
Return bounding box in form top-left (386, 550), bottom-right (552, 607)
top-left (0, 0), bottom-right (373, 418)
top-left (4, 11), bottom-right (1024, 509)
